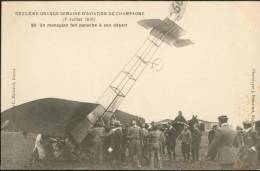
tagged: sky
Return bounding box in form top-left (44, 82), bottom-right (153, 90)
top-left (2, 1), bottom-right (260, 127)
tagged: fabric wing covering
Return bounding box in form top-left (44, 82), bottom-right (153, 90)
top-left (1, 98), bottom-right (145, 138)
top-left (138, 18), bottom-right (194, 47)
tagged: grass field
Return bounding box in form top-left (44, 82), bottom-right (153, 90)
top-left (1, 131), bottom-right (220, 170)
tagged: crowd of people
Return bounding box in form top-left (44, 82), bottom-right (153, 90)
top-left (207, 115), bottom-right (260, 170)
top-left (31, 111), bottom-right (260, 170)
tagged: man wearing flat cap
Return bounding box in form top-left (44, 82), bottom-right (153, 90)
top-left (207, 115), bottom-right (237, 170)
top-left (236, 120), bottom-right (260, 170)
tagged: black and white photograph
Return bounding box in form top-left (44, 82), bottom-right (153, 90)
top-left (1, 1), bottom-right (260, 170)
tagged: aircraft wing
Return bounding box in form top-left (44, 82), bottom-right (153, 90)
top-left (0, 98), bottom-right (98, 138)
top-left (138, 18), bottom-right (193, 47)
top-left (1, 98), bottom-right (145, 142)
top-left (172, 39), bottom-right (194, 48)
top-left (137, 19), bottom-right (162, 29)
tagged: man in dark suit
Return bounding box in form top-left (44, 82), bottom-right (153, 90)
top-left (165, 123), bottom-right (178, 161)
top-left (208, 125), bottom-right (218, 145)
top-left (208, 125), bottom-right (218, 161)
top-left (237, 120), bottom-right (260, 170)
top-left (207, 115), bottom-right (237, 170)
top-left (191, 123), bottom-right (202, 161)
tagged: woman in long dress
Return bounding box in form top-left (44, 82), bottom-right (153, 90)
top-left (31, 134), bottom-right (53, 168)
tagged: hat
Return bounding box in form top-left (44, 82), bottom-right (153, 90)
top-left (218, 115), bottom-right (228, 121)
top-left (152, 124), bottom-right (159, 130)
top-left (242, 120), bottom-right (252, 126)
top-left (212, 125), bottom-right (218, 129)
top-left (236, 126), bottom-right (243, 131)
top-left (114, 120), bottom-right (122, 127)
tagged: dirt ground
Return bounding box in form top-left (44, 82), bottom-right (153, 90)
top-left (1, 131), bottom-right (220, 170)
